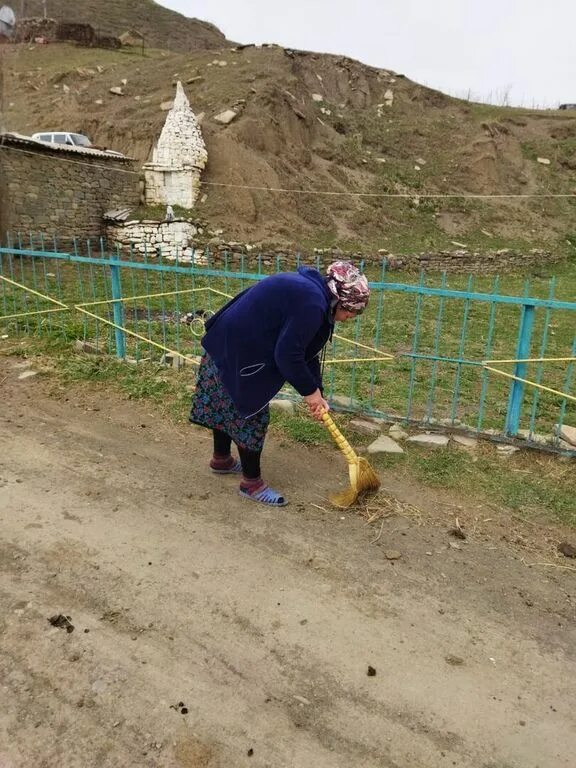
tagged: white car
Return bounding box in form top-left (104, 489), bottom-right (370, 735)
top-left (31, 132), bottom-right (125, 157)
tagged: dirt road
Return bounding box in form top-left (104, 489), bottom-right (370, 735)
top-left (1, 356), bottom-right (575, 768)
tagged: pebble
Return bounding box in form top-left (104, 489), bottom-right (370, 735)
top-left (384, 550), bottom-right (402, 561)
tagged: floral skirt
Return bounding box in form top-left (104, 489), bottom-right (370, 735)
top-left (189, 353), bottom-right (270, 452)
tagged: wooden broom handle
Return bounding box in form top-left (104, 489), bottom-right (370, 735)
top-left (321, 411), bottom-right (358, 463)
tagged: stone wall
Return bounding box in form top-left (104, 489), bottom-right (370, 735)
top-left (14, 18), bottom-right (120, 48)
top-left (0, 138), bottom-right (140, 242)
top-left (177, 243), bottom-right (560, 274)
top-left (107, 227), bottom-right (560, 274)
top-left (108, 220), bottom-right (200, 261)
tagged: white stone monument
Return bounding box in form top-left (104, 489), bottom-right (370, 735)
top-left (143, 81), bottom-right (207, 209)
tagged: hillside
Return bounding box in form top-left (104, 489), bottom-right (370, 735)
top-left (17, 0), bottom-right (228, 51)
top-left (3, 38), bottom-right (576, 254)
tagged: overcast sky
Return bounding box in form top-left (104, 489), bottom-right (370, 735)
top-left (159, 0), bottom-right (574, 108)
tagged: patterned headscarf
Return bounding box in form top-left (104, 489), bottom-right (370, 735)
top-left (326, 261), bottom-right (370, 312)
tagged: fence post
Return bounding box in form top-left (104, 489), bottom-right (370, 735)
top-left (110, 262), bottom-right (126, 360)
top-left (505, 303), bottom-right (535, 436)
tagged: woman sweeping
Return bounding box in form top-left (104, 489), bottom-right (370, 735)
top-left (189, 261), bottom-right (370, 507)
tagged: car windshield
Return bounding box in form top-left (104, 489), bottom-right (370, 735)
top-left (70, 134), bottom-right (92, 147)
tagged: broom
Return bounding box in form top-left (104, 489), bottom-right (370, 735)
top-left (321, 411), bottom-right (381, 508)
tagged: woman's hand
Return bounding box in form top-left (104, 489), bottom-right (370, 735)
top-left (304, 389), bottom-right (329, 422)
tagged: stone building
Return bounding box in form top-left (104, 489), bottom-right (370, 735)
top-left (0, 133), bottom-right (139, 242)
top-left (143, 81), bottom-right (207, 209)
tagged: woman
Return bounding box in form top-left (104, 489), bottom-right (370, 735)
top-left (189, 261), bottom-right (370, 507)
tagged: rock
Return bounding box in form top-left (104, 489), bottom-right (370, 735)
top-left (62, 84), bottom-right (70, 94)
top-left (558, 424), bottom-right (576, 447)
top-left (160, 100), bottom-right (174, 111)
top-left (451, 434), bottom-right (478, 449)
top-left (214, 109), bottom-right (238, 125)
top-left (121, 78), bottom-right (128, 86)
top-left (350, 419), bottom-right (381, 436)
top-left (445, 655), bottom-right (464, 666)
top-left (109, 86), bottom-right (124, 96)
top-left (367, 665), bottom-right (377, 677)
top-left (95, 99), bottom-right (103, 105)
top-left (270, 399), bottom-right (295, 415)
top-left (383, 89), bottom-right (394, 105)
top-left (311, 93), bottom-right (324, 102)
top-left (407, 434), bottom-right (449, 448)
top-left (558, 542), bottom-right (576, 559)
top-left (384, 550), bottom-right (402, 561)
top-left (74, 340), bottom-right (100, 354)
top-left (18, 370), bottom-right (38, 380)
top-left (186, 75), bottom-right (204, 84)
top-left (389, 424), bottom-right (409, 440)
top-left (293, 695), bottom-right (311, 705)
top-left (48, 614), bottom-right (74, 633)
top-left (497, 444), bottom-right (519, 456)
top-left (367, 435), bottom-right (404, 455)
top-left (329, 394), bottom-right (358, 409)
top-left (537, 157), bottom-right (551, 165)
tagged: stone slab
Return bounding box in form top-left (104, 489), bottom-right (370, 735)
top-left (367, 435), bottom-right (404, 455)
top-left (407, 433), bottom-right (450, 448)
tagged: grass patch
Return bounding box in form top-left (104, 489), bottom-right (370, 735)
top-left (373, 444), bottom-right (576, 527)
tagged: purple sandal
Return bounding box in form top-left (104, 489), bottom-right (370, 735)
top-left (239, 484), bottom-right (288, 507)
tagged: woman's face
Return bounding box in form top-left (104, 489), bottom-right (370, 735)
top-left (334, 305), bottom-right (359, 322)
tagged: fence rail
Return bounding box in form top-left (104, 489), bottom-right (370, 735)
top-left (1, 238), bottom-right (575, 456)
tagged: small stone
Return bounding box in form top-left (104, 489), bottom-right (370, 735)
top-left (407, 434), bottom-right (449, 448)
top-left (160, 100), bottom-right (174, 111)
top-left (558, 424), bottom-right (576, 447)
top-left (558, 542), bottom-right (576, 559)
top-left (270, 399), bottom-right (295, 415)
top-left (109, 86), bottom-right (124, 96)
top-left (519, 720), bottom-right (526, 726)
top-left (384, 550), bottom-right (402, 561)
top-left (293, 695), bottom-right (311, 705)
top-left (350, 419), bottom-right (381, 436)
top-left (247, 748), bottom-right (254, 757)
top-left (367, 665), bottom-right (377, 677)
top-left (367, 435), bottom-right (404, 455)
top-left (311, 93), bottom-right (324, 102)
top-left (445, 655), bottom-right (465, 666)
top-left (536, 157), bottom-right (551, 165)
top-left (389, 424), bottom-right (409, 440)
top-left (18, 370), bottom-right (38, 380)
top-left (214, 109), bottom-right (238, 125)
top-left (451, 435), bottom-right (478, 449)
top-left (497, 444), bottom-right (519, 456)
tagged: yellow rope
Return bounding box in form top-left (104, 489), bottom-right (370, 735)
top-left (324, 356), bottom-right (394, 365)
top-left (0, 274), bottom-right (69, 310)
top-left (332, 333), bottom-right (395, 359)
top-left (74, 307), bottom-right (201, 366)
top-left (76, 286), bottom-right (232, 308)
top-left (483, 365), bottom-right (576, 403)
top-left (1, 307), bottom-right (69, 321)
top-left (484, 356), bottom-right (576, 364)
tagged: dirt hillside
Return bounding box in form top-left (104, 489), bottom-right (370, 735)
top-left (17, 0), bottom-right (229, 51)
top-left (3, 12), bottom-right (576, 252)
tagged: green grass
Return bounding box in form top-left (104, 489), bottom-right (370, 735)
top-left (2, 252), bottom-right (575, 441)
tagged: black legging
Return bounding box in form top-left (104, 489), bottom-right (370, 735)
top-left (213, 429), bottom-right (261, 479)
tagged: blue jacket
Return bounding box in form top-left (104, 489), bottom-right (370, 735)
top-left (202, 267), bottom-right (333, 417)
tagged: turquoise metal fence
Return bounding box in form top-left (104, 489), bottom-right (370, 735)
top-left (1, 235), bottom-right (575, 455)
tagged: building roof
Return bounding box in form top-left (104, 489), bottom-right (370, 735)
top-left (0, 132), bottom-right (133, 162)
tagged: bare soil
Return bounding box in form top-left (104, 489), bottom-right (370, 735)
top-left (0, 355), bottom-right (575, 768)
